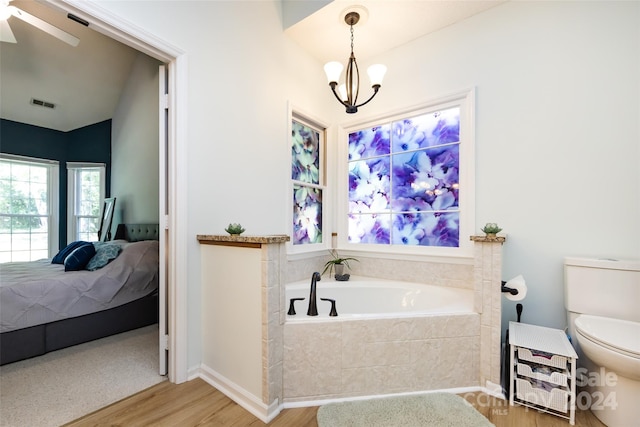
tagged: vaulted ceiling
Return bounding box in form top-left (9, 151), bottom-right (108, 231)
top-left (0, 0), bottom-right (504, 132)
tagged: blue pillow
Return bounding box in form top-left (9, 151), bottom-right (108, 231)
top-left (86, 243), bottom-right (122, 271)
top-left (64, 244), bottom-right (96, 271)
top-left (52, 241), bottom-right (91, 264)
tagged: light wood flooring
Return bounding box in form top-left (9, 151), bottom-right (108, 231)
top-left (65, 378), bottom-right (607, 426)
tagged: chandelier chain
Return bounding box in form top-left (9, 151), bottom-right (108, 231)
top-left (350, 24), bottom-right (354, 54)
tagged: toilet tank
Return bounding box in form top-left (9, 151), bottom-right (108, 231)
top-left (564, 257), bottom-right (640, 322)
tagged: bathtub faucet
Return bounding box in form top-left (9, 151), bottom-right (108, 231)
top-left (307, 271), bottom-right (322, 316)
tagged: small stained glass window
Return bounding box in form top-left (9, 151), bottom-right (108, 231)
top-left (291, 118), bottom-right (324, 245)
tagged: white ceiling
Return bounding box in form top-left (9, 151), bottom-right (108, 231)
top-left (285, 0), bottom-right (506, 64)
top-left (0, 0), bottom-right (505, 132)
top-left (0, 0), bottom-right (139, 132)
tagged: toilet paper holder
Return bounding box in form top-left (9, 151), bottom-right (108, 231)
top-left (501, 274), bottom-right (526, 298)
top-left (501, 281), bottom-right (519, 295)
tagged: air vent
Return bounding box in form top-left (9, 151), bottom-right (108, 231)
top-left (31, 98), bottom-right (56, 109)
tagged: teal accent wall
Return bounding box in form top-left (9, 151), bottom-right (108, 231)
top-left (0, 118), bottom-right (112, 248)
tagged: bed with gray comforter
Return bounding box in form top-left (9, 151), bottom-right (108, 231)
top-left (0, 224), bottom-right (160, 365)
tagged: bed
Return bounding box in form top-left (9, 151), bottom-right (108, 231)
top-left (0, 224), bottom-right (160, 365)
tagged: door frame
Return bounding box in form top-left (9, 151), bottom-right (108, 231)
top-left (47, 0), bottom-right (189, 383)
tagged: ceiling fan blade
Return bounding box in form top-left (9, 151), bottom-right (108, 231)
top-left (11, 6), bottom-right (79, 47)
top-left (0, 19), bottom-right (16, 43)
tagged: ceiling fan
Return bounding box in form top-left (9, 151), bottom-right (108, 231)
top-left (0, 0), bottom-right (79, 46)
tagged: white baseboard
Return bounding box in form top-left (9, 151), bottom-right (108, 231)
top-left (197, 364), bottom-right (282, 423)
top-left (283, 384), bottom-right (506, 409)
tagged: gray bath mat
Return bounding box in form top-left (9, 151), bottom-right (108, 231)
top-left (317, 392), bottom-right (494, 427)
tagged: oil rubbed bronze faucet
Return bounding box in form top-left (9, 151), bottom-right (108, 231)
top-left (307, 272), bottom-right (322, 316)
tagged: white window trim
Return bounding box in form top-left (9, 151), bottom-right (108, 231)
top-left (287, 103), bottom-right (333, 256)
top-left (66, 162), bottom-right (106, 243)
top-left (0, 153), bottom-right (59, 258)
top-left (335, 88), bottom-right (476, 259)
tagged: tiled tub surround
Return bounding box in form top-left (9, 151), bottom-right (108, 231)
top-left (284, 312), bottom-right (480, 402)
top-left (283, 237), bottom-right (504, 403)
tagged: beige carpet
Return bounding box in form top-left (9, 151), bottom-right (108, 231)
top-left (317, 392), bottom-right (495, 427)
top-left (0, 325), bottom-right (166, 427)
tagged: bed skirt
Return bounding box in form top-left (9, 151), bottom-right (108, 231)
top-left (0, 292), bottom-right (158, 366)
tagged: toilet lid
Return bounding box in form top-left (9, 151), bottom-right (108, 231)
top-left (575, 315), bottom-right (640, 358)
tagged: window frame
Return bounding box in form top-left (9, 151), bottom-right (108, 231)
top-left (287, 107), bottom-right (332, 255)
top-left (336, 89), bottom-right (476, 258)
top-left (0, 153), bottom-right (59, 262)
top-left (66, 162), bottom-right (106, 243)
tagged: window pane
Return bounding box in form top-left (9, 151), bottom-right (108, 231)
top-left (293, 184), bottom-right (322, 245)
top-left (0, 157), bottom-right (54, 262)
top-left (390, 144), bottom-right (459, 211)
top-left (348, 213), bottom-right (391, 244)
top-left (391, 107), bottom-right (460, 153)
top-left (392, 211), bottom-right (459, 247)
top-left (348, 125), bottom-right (390, 160)
top-left (348, 157), bottom-right (390, 213)
top-left (291, 121), bottom-right (320, 184)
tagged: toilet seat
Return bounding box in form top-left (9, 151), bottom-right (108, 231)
top-left (575, 314), bottom-right (640, 359)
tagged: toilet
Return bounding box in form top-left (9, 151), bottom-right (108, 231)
top-left (564, 257), bottom-right (640, 427)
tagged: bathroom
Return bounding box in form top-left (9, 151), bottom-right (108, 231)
top-left (178, 1), bottom-right (639, 425)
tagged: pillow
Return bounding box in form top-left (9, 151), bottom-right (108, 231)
top-left (52, 241), bottom-right (91, 264)
top-left (86, 243), bottom-right (122, 271)
top-left (64, 244), bottom-right (96, 271)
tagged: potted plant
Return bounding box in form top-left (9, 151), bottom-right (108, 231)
top-left (321, 249), bottom-right (358, 278)
top-left (481, 222), bottom-right (502, 237)
top-left (224, 223), bottom-right (245, 235)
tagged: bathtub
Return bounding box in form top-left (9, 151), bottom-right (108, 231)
top-left (285, 275), bottom-right (474, 321)
top-left (283, 275), bottom-right (480, 402)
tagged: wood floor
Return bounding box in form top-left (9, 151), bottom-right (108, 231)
top-left (65, 378), bottom-right (606, 427)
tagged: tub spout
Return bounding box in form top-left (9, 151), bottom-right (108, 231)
top-left (307, 271), bottom-right (322, 316)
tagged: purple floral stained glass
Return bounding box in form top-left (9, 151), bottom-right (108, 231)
top-left (348, 213), bottom-right (391, 244)
top-left (392, 212), bottom-right (459, 247)
top-left (348, 125), bottom-right (390, 161)
top-left (392, 107), bottom-right (460, 152)
top-left (391, 144), bottom-right (459, 211)
top-left (348, 157), bottom-right (390, 212)
top-left (293, 184), bottom-right (322, 245)
top-left (347, 106), bottom-right (461, 247)
top-left (291, 120), bottom-right (320, 184)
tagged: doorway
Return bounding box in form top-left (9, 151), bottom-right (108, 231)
top-left (45, 0), bottom-right (188, 383)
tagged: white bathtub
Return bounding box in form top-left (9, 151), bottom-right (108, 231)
top-left (285, 275), bottom-right (474, 321)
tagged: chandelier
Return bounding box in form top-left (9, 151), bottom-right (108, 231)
top-left (324, 11), bottom-right (387, 114)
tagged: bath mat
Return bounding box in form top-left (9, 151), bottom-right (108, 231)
top-left (317, 393), bottom-right (494, 427)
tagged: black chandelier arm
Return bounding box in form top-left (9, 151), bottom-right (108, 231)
top-left (328, 82), bottom-right (349, 107)
top-left (328, 82), bottom-right (382, 114)
top-left (352, 84), bottom-right (381, 110)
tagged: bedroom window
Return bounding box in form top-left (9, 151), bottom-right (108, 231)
top-left (339, 90), bottom-right (475, 256)
top-left (291, 114), bottom-right (326, 248)
top-left (0, 154), bottom-right (59, 262)
top-left (67, 163), bottom-right (106, 242)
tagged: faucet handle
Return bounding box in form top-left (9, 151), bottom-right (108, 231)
top-left (320, 298), bottom-right (338, 317)
top-left (288, 298), bottom-right (305, 315)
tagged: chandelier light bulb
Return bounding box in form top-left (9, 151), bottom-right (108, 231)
top-left (324, 61), bottom-right (343, 84)
top-left (367, 64), bottom-right (387, 87)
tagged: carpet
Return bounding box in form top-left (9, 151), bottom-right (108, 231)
top-left (0, 325), bottom-right (166, 427)
top-left (317, 392), bottom-right (494, 427)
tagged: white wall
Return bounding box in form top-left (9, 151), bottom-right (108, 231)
top-left (111, 52), bottom-right (161, 225)
top-left (356, 1), bottom-right (639, 334)
top-left (93, 0), bottom-right (332, 369)
top-left (95, 0), bottom-right (639, 370)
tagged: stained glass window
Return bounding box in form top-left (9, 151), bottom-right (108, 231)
top-left (292, 118), bottom-right (324, 245)
top-left (347, 107), bottom-right (461, 247)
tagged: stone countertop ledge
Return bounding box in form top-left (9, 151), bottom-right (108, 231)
top-left (470, 234), bottom-right (506, 243)
top-left (197, 234), bottom-right (290, 244)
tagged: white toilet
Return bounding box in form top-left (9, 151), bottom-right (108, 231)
top-left (564, 257), bottom-right (640, 427)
